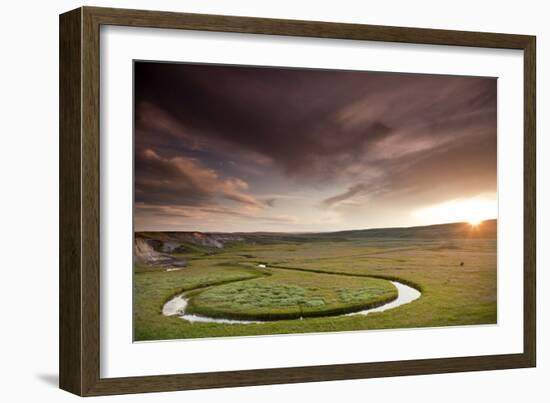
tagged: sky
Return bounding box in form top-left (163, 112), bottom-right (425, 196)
top-left (134, 62), bottom-right (497, 232)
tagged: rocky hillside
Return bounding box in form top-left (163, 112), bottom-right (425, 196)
top-left (138, 231), bottom-right (244, 250)
top-left (134, 237), bottom-right (186, 267)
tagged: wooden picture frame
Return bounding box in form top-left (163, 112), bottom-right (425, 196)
top-left (59, 6), bottom-right (536, 396)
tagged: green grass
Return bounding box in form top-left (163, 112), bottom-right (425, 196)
top-left (133, 263), bottom-right (266, 340)
top-left (186, 269), bottom-right (397, 320)
top-left (134, 234), bottom-right (496, 341)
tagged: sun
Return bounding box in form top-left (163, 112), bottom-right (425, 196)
top-left (468, 218), bottom-right (482, 227)
top-left (413, 196), bottom-right (496, 226)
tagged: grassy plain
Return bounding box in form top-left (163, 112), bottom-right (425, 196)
top-left (134, 221), bottom-right (497, 341)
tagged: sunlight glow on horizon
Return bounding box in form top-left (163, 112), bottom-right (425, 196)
top-left (412, 195), bottom-right (497, 226)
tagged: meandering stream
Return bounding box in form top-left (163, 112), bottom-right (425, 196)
top-left (162, 277), bottom-right (421, 324)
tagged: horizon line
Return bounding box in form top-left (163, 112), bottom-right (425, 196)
top-left (135, 217), bottom-right (497, 235)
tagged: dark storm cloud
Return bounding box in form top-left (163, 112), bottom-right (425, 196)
top-left (135, 62), bottom-right (495, 185)
top-left (134, 61), bottom-right (496, 230)
top-left (135, 63), bottom-right (395, 179)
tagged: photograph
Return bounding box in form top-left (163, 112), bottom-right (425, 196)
top-left (132, 61), bottom-right (498, 341)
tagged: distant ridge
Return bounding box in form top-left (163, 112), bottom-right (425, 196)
top-left (136, 219), bottom-right (497, 252)
top-left (324, 219), bottom-right (497, 239)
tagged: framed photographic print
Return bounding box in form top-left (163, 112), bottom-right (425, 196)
top-left (59, 6), bottom-right (536, 396)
